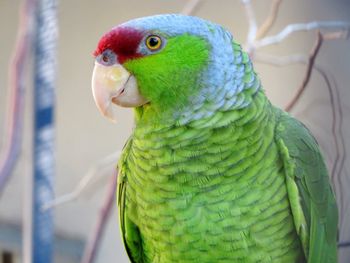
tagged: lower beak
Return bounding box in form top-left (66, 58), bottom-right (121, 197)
top-left (91, 62), bottom-right (148, 122)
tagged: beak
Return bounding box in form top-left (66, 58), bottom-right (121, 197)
top-left (91, 62), bottom-right (148, 122)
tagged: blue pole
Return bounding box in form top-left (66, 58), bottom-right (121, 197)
top-left (32, 0), bottom-right (58, 262)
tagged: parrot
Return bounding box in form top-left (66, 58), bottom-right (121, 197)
top-left (91, 14), bottom-right (338, 263)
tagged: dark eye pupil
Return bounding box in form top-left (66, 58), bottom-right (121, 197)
top-left (149, 37), bottom-right (159, 47)
top-left (102, 55), bottom-right (109, 63)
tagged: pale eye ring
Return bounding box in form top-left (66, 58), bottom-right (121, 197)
top-left (145, 35), bottom-right (162, 51)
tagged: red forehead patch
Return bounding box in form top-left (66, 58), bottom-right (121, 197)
top-left (93, 27), bottom-right (144, 63)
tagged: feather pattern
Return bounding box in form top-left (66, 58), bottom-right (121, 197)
top-left (118, 91), bottom-right (307, 262)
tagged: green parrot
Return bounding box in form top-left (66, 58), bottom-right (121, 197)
top-left (91, 14), bottom-right (338, 263)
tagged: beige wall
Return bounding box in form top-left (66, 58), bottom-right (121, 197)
top-left (1, 0), bottom-right (350, 262)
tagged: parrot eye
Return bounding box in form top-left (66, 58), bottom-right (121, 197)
top-left (145, 35), bottom-right (162, 51)
top-left (97, 49), bottom-right (116, 66)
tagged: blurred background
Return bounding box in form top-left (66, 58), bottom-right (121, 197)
top-left (0, 0), bottom-right (349, 262)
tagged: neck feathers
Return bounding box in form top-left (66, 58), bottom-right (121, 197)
top-left (175, 36), bottom-right (261, 125)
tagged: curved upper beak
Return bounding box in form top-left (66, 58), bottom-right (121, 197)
top-left (91, 62), bottom-right (148, 122)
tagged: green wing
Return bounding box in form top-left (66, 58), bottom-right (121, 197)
top-left (117, 139), bottom-right (144, 263)
top-left (275, 111), bottom-right (338, 263)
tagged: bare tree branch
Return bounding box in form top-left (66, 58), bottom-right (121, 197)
top-left (323, 30), bottom-right (350, 40)
top-left (181, 0), bottom-right (203, 16)
top-left (42, 151), bottom-right (121, 210)
top-left (256, 0), bottom-right (283, 40)
top-left (254, 52), bottom-right (308, 65)
top-left (257, 28), bottom-right (347, 174)
top-left (241, 0), bottom-right (258, 52)
top-left (325, 71), bottom-right (346, 227)
top-left (255, 44), bottom-right (346, 227)
top-left (285, 32), bottom-right (323, 112)
top-left (0, 0), bottom-right (36, 193)
top-left (81, 170), bottom-right (118, 263)
top-left (254, 21), bottom-right (350, 48)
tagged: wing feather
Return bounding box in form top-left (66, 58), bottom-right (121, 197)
top-left (275, 112), bottom-right (338, 263)
top-left (117, 139), bottom-right (144, 263)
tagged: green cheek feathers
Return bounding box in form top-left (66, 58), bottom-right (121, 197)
top-left (124, 34), bottom-right (209, 118)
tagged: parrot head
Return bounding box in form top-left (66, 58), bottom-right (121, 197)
top-left (92, 14), bottom-right (258, 124)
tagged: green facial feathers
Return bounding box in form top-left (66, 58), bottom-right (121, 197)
top-left (125, 34), bottom-right (209, 119)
